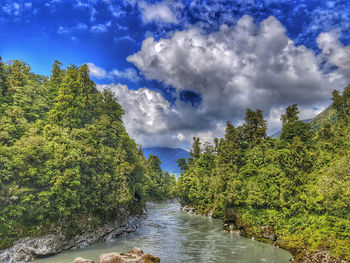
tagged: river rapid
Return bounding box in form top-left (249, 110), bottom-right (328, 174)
top-left (35, 202), bottom-right (292, 263)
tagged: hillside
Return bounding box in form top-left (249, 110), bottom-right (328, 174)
top-left (143, 147), bottom-right (190, 176)
top-left (0, 59), bottom-right (176, 253)
top-left (176, 87), bottom-right (350, 262)
top-left (309, 106), bottom-right (337, 131)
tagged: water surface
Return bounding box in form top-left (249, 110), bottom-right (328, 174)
top-left (36, 203), bottom-right (292, 263)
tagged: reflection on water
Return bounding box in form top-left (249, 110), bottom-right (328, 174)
top-left (36, 202), bottom-right (292, 263)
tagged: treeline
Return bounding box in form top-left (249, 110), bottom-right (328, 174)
top-left (176, 86), bottom-right (350, 260)
top-left (0, 59), bottom-right (175, 249)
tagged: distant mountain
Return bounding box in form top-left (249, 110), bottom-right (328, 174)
top-left (143, 147), bottom-right (190, 176)
top-left (270, 130), bottom-right (282, 139)
top-left (309, 106), bottom-right (337, 131)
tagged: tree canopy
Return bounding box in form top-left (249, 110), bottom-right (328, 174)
top-left (176, 91), bottom-right (350, 261)
top-left (0, 59), bottom-right (175, 249)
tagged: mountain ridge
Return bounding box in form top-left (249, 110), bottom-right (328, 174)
top-left (143, 147), bottom-right (190, 176)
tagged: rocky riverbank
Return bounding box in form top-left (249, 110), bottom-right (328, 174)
top-left (180, 205), bottom-right (349, 263)
top-left (71, 248), bottom-right (160, 263)
top-left (0, 216), bottom-right (143, 263)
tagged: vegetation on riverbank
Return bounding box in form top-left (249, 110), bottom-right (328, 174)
top-left (176, 85), bottom-right (350, 261)
top-left (0, 59), bottom-right (175, 249)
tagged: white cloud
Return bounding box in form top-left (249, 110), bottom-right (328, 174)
top-left (87, 63), bottom-right (107, 79)
top-left (57, 22), bottom-right (88, 35)
top-left (3, 2), bottom-right (32, 16)
top-left (110, 68), bottom-right (141, 83)
top-left (89, 15), bottom-right (350, 148)
top-left (86, 63), bottom-right (140, 83)
top-left (97, 83), bottom-right (225, 149)
top-left (114, 35), bottom-right (135, 43)
top-left (75, 22), bottom-right (88, 31)
top-left (139, 1), bottom-right (179, 24)
top-left (127, 15), bottom-right (350, 137)
top-left (91, 24), bottom-right (108, 33)
top-left (317, 31), bottom-right (350, 79)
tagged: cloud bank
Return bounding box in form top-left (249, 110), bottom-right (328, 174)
top-left (106, 15), bottom-right (349, 148)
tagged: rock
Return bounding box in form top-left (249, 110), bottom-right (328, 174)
top-left (259, 226), bottom-right (277, 241)
top-left (229, 230), bottom-right (242, 235)
top-left (128, 248), bottom-right (144, 257)
top-left (180, 205), bottom-right (197, 214)
top-left (143, 254), bottom-right (160, 263)
top-left (98, 252), bottom-right (123, 263)
top-left (0, 234), bottom-right (65, 263)
top-left (0, 216), bottom-right (143, 263)
top-left (223, 223), bottom-right (241, 235)
top-left (72, 257), bottom-right (95, 263)
top-left (97, 248), bottom-right (160, 263)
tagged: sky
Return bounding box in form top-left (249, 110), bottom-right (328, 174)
top-left (1, 0), bottom-right (350, 149)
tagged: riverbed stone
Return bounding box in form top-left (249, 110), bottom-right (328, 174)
top-left (180, 205), bottom-right (197, 214)
top-left (128, 248), bottom-right (144, 257)
top-left (97, 248), bottom-right (160, 263)
top-left (72, 257), bottom-right (95, 263)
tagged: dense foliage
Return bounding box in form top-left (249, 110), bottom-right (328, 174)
top-left (177, 85), bottom-right (350, 260)
top-left (0, 58), bottom-right (175, 249)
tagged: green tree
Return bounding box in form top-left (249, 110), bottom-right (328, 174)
top-left (280, 120), bottom-right (313, 144)
top-left (48, 64), bottom-right (98, 128)
top-left (243, 109), bottom-right (267, 145)
top-left (332, 85), bottom-right (350, 120)
top-left (281, 104), bottom-right (300, 125)
top-left (190, 137), bottom-right (201, 159)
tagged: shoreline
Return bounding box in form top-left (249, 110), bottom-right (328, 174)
top-left (0, 215), bottom-right (144, 263)
top-left (180, 205), bottom-right (349, 263)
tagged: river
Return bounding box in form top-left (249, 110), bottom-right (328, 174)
top-left (35, 202), bottom-right (292, 263)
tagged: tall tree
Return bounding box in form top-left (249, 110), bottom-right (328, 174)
top-left (281, 104), bottom-right (299, 125)
top-left (332, 85), bottom-right (350, 120)
top-left (243, 109), bottom-right (267, 145)
top-left (48, 64), bottom-right (98, 128)
top-left (6, 60), bottom-right (31, 96)
top-left (190, 137), bottom-right (201, 159)
top-left (280, 104), bottom-right (313, 144)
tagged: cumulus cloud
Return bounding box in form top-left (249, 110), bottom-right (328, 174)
top-left (92, 15), bottom-right (349, 149)
top-left (122, 16), bottom-right (350, 146)
top-left (110, 68), bottom-right (141, 83)
top-left (138, 1), bottom-right (179, 24)
top-left (317, 31), bottom-right (350, 79)
top-left (87, 63), bottom-right (107, 79)
top-left (97, 83), bottom-right (226, 148)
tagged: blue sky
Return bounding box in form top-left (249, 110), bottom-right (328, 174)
top-left (1, 0), bottom-right (350, 148)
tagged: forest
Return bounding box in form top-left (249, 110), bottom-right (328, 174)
top-left (0, 58), bottom-right (176, 249)
top-left (1, 57), bottom-right (349, 262)
top-left (176, 85), bottom-right (350, 260)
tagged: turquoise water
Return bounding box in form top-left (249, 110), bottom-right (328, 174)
top-left (35, 202), bottom-right (292, 263)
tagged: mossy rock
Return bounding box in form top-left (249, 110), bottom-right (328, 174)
top-left (144, 254), bottom-right (160, 263)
